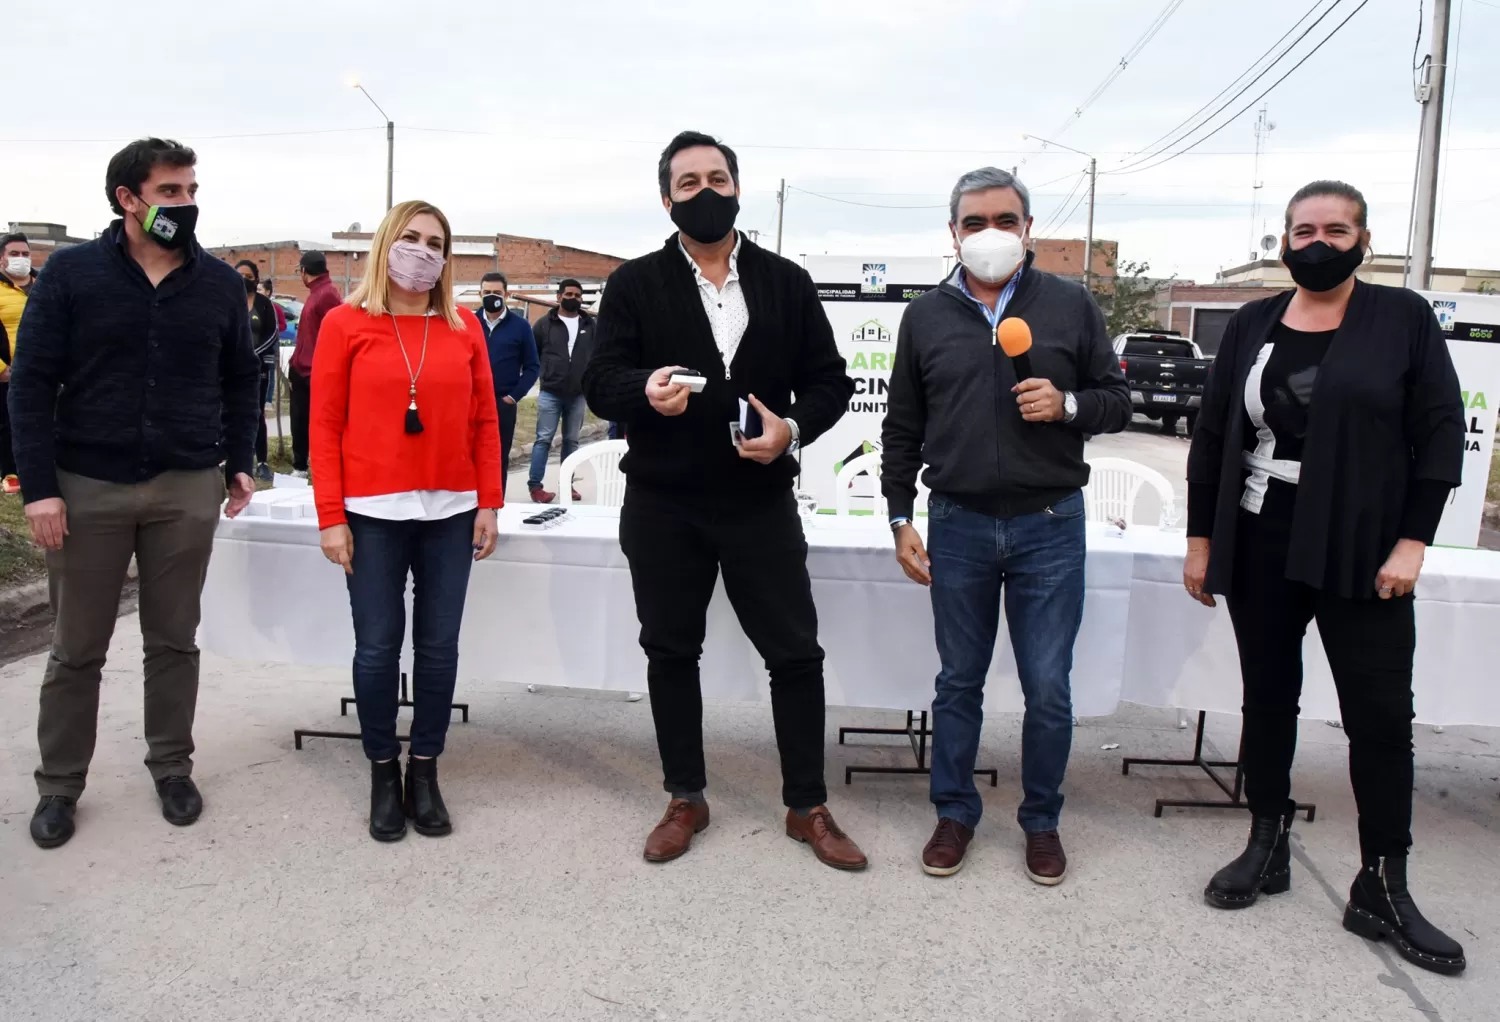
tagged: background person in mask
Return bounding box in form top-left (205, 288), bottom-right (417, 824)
top-left (8, 137), bottom-right (261, 850)
top-left (881, 167), bottom-right (1130, 883)
top-left (235, 259), bottom-right (282, 481)
top-left (477, 270), bottom-right (539, 493)
top-left (0, 231), bottom-right (35, 494)
top-left (584, 130), bottom-right (865, 872)
top-left (1184, 180), bottom-right (1466, 975)
top-left (527, 278), bottom-right (594, 503)
top-left (310, 199), bottom-right (502, 843)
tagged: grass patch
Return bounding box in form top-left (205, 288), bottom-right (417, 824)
top-left (512, 395), bottom-right (605, 451)
top-left (0, 494), bottom-right (47, 587)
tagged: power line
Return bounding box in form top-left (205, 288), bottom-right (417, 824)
top-left (1107, 0), bottom-right (1371, 177)
top-left (787, 186), bottom-right (945, 209)
top-left (1116, 0), bottom-right (1339, 166)
top-left (1434, 0), bottom-right (1467, 251)
top-left (1056, 0), bottom-right (1186, 135)
top-left (1033, 172), bottom-right (1089, 236)
top-left (1041, 188), bottom-right (1093, 239)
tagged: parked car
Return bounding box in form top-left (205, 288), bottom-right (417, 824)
top-left (1113, 330), bottom-right (1212, 436)
top-left (271, 295), bottom-right (303, 344)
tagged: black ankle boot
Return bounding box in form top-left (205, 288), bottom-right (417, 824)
top-left (1343, 855), bottom-right (1465, 975)
top-left (368, 759), bottom-right (406, 842)
top-left (404, 757), bottom-right (452, 837)
top-left (1204, 807), bottom-right (1293, 909)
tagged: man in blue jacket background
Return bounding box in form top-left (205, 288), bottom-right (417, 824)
top-left (478, 271), bottom-right (539, 495)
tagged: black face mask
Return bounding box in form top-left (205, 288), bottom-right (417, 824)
top-left (1282, 239), bottom-right (1364, 293)
top-left (560, 297), bottom-right (582, 314)
top-left (243, 277), bottom-right (258, 295)
top-left (133, 198), bottom-right (199, 251)
top-left (481, 293), bottom-right (507, 314)
top-left (669, 187), bottom-right (739, 245)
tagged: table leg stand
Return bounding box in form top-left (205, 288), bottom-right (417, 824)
top-left (295, 673), bottom-right (470, 750)
top-left (1121, 711), bottom-right (1315, 821)
top-left (838, 710), bottom-right (998, 787)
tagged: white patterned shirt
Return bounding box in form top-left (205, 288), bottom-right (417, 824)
top-left (679, 231), bottom-right (749, 374)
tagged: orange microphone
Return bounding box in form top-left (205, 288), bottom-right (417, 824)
top-left (995, 317), bottom-right (1034, 382)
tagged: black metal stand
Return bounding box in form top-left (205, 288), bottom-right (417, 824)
top-left (839, 710), bottom-right (998, 787)
top-left (1121, 710), bottom-right (1315, 821)
top-left (294, 673), bottom-right (470, 750)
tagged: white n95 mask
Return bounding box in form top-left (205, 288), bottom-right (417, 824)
top-left (958, 228), bottom-right (1024, 284)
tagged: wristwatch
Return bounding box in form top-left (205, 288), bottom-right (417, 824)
top-left (1062, 392), bottom-right (1078, 423)
top-left (890, 517), bottom-right (911, 533)
top-left (785, 417), bottom-right (802, 455)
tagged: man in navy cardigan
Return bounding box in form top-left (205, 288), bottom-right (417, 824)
top-left (477, 272), bottom-right (539, 494)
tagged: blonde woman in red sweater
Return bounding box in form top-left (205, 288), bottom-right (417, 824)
top-left (311, 200), bottom-right (503, 842)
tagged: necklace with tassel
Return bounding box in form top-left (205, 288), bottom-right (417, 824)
top-left (390, 312), bottom-right (430, 434)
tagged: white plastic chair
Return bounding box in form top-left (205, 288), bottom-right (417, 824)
top-left (832, 450), bottom-right (929, 518)
top-left (558, 439), bottom-right (628, 508)
top-left (1083, 457), bottom-right (1179, 527)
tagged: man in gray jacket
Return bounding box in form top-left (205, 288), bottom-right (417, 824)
top-left (881, 167), bottom-right (1130, 883)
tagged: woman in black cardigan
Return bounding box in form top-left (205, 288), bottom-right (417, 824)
top-left (1183, 181), bottom-right (1466, 975)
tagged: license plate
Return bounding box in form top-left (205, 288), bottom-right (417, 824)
top-left (1151, 393), bottom-right (1178, 404)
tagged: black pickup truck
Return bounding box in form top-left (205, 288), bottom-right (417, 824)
top-left (1113, 331), bottom-right (1213, 436)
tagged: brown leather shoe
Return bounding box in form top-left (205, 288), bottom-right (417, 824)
top-left (1024, 829), bottom-right (1067, 885)
top-left (785, 806), bottom-right (868, 871)
top-left (643, 798), bottom-right (710, 862)
top-left (922, 817), bottom-right (975, 876)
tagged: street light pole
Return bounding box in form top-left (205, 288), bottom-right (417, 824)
top-left (1021, 134), bottom-right (1098, 291)
top-left (1409, 0), bottom-right (1452, 291)
top-left (776, 179), bottom-right (786, 255)
top-left (351, 80), bottom-right (394, 212)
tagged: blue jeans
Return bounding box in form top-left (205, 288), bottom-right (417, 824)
top-left (528, 390), bottom-right (586, 490)
top-left (926, 490), bottom-right (1086, 832)
top-left (344, 510), bottom-right (476, 761)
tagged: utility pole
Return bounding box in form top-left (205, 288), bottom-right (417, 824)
top-left (776, 179), bottom-right (786, 255)
top-left (351, 79), bottom-right (395, 212)
top-left (1248, 105), bottom-right (1275, 262)
top-left (1409, 0), bottom-right (1451, 291)
top-left (1083, 157), bottom-right (1097, 293)
top-left (1021, 134), bottom-right (1098, 290)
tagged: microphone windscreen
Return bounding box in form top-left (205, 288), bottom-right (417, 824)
top-left (996, 318), bottom-right (1032, 358)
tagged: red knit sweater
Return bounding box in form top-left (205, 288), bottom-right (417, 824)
top-left (310, 304), bottom-right (503, 529)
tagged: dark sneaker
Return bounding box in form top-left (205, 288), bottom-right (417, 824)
top-left (30, 795), bottom-right (77, 849)
top-left (155, 776), bottom-right (203, 826)
top-left (1024, 829), bottom-right (1067, 885)
top-left (922, 817), bottom-right (975, 876)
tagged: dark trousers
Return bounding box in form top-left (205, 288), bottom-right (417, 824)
top-left (254, 365), bottom-right (272, 465)
top-left (36, 469), bottom-right (223, 797)
top-left (1227, 496), bottom-right (1416, 858)
top-left (344, 509), bottom-right (476, 761)
top-left (619, 486), bottom-right (827, 808)
top-left (0, 380), bottom-right (15, 477)
top-left (497, 397), bottom-right (518, 497)
top-left (289, 368), bottom-right (311, 472)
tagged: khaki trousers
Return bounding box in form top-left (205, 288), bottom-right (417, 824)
top-left (35, 469), bottom-right (223, 798)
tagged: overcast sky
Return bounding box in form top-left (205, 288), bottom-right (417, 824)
top-left (5, 0), bottom-right (1497, 283)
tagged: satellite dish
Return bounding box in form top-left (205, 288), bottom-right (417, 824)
top-left (1260, 234), bottom-right (1278, 254)
top-left (348, 222), bottom-right (361, 232)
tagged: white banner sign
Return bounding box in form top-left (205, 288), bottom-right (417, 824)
top-left (801, 256), bottom-right (948, 513)
top-left (1422, 291), bottom-right (1500, 549)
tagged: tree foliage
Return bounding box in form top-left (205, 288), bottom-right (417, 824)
top-left (1090, 250), bottom-right (1172, 338)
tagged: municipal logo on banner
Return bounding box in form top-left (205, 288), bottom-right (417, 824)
top-left (861, 263), bottom-right (887, 295)
top-left (1434, 300), bottom-right (1457, 333)
top-left (851, 319), bottom-right (892, 343)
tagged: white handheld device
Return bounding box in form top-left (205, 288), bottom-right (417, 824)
top-left (669, 372), bottom-right (708, 393)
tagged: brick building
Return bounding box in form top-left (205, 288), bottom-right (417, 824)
top-left (1154, 282), bottom-right (1282, 355)
top-left (4, 222), bottom-right (90, 269)
top-left (209, 229), bottom-right (626, 303)
top-left (1031, 238), bottom-right (1117, 284)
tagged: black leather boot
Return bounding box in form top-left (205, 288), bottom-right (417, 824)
top-left (30, 795), bottom-right (77, 849)
top-left (368, 759), bottom-right (406, 842)
top-left (1204, 807), bottom-right (1293, 909)
top-left (404, 756), bottom-right (452, 837)
top-left (1343, 855), bottom-right (1465, 975)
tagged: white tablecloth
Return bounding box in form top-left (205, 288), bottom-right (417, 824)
top-left (200, 491), bottom-right (1500, 725)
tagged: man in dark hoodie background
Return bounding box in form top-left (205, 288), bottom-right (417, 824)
top-left (526, 278), bottom-right (595, 503)
top-left (881, 167), bottom-right (1130, 885)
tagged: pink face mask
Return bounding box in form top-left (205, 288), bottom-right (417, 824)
top-left (386, 240), bottom-right (446, 293)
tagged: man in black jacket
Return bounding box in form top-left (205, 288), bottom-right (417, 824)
top-left (881, 167), bottom-right (1131, 883)
top-left (584, 130), bottom-right (866, 871)
top-left (526, 278), bottom-right (595, 503)
top-left (10, 138), bottom-right (260, 850)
